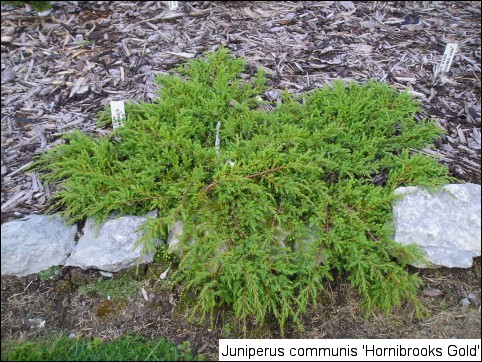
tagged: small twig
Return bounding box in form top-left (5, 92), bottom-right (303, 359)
top-left (367, 230), bottom-right (379, 242)
top-left (245, 166), bottom-right (287, 179)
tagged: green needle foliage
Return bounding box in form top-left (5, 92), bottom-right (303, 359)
top-left (34, 49), bottom-right (452, 332)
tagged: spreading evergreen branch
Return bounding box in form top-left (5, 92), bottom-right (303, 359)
top-left (32, 48), bottom-right (452, 332)
top-left (204, 166), bottom-right (288, 193)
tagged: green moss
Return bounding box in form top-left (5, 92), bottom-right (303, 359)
top-left (69, 271), bottom-right (98, 287)
top-left (94, 299), bottom-right (126, 317)
top-left (38, 266), bottom-right (61, 282)
top-left (34, 48), bottom-right (452, 332)
top-left (78, 275), bottom-right (138, 300)
top-left (95, 299), bottom-right (114, 317)
top-left (55, 280), bottom-right (72, 293)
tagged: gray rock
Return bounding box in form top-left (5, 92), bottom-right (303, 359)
top-left (263, 225), bottom-right (326, 264)
top-left (167, 220), bottom-right (184, 254)
top-left (27, 318), bottom-right (46, 329)
top-left (393, 184), bottom-right (481, 268)
top-left (460, 298), bottom-right (471, 308)
top-left (1, 214), bottom-right (77, 277)
top-left (65, 211), bottom-right (158, 272)
top-left (273, 226), bottom-right (289, 248)
top-left (99, 271), bottom-right (113, 278)
top-left (166, 221), bottom-right (220, 263)
top-left (466, 292), bottom-right (476, 301)
top-left (294, 227), bottom-right (325, 265)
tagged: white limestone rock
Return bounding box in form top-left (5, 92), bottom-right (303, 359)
top-left (167, 220), bottom-right (184, 252)
top-left (167, 220), bottom-right (199, 258)
top-left (65, 210), bottom-right (159, 272)
top-left (1, 214), bottom-right (77, 277)
top-left (393, 184), bottom-right (481, 268)
top-left (294, 227), bottom-right (325, 265)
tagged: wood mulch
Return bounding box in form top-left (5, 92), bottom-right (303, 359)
top-left (1, 1), bottom-right (480, 219)
top-left (1, 2), bottom-right (481, 355)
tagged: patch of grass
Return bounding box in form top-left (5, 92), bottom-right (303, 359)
top-left (1, 1), bottom-right (52, 12)
top-left (33, 48), bottom-right (452, 332)
top-left (78, 275), bottom-right (138, 300)
top-left (0, 334), bottom-right (203, 361)
top-left (38, 266), bottom-right (61, 282)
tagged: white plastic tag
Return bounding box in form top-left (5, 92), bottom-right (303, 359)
top-left (110, 100), bottom-right (126, 129)
top-left (214, 121), bottom-right (235, 166)
top-left (438, 43), bottom-right (458, 75)
top-left (168, 1), bottom-right (179, 11)
top-left (215, 121), bottom-right (221, 155)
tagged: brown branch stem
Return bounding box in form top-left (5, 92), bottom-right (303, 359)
top-left (204, 166), bottom-right (287, 194)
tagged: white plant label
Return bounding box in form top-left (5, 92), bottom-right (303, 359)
top-left (214, 121), bottom-right (235, 166)
top-left (168, 1), bottom-right (179, 11)
top-left (215, 121), bottom-right (221, 155)
top-left (438, 43), bottom-right (458, 75)
top-left (110, 100), bottom-right (125, 129)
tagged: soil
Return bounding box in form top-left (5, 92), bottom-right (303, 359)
top-left (1, 259), bottom-right (480, 360)
top-left (1, 1), bottom-right (481, 359)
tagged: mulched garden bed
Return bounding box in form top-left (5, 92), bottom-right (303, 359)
top-left (1, 1), bottom-right (480, 358)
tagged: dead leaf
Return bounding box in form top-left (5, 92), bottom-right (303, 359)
top-left (423, 288), bottom-right (444, 298)
top-left (160, 263), bottom-right (171, 280)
